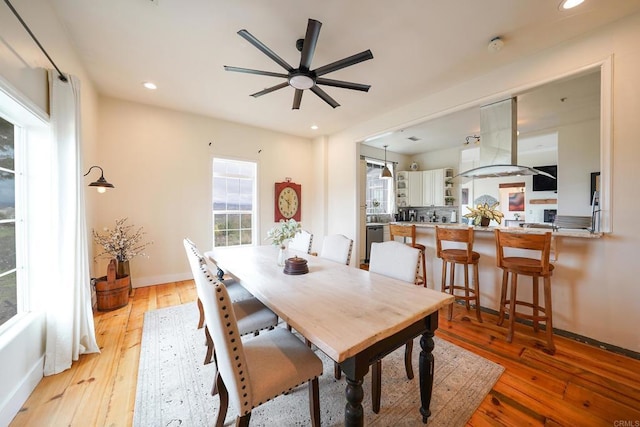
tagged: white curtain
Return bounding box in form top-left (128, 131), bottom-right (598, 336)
top-left (44, 70), bottom-right (100, 376)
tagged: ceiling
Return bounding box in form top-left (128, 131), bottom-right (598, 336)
top-left (42, 0), bottom-right (640, 139)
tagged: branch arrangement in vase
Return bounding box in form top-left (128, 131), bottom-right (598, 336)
top-left (92, 218), bottom-right (153, 262)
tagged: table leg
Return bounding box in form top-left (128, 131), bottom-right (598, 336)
top-left (419, 329), bottom-right (435, 423)
top-left (344, 377), bottom-right (364, 426)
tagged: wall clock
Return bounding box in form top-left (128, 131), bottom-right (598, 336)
top-left (274, 181), bottom-right (301, 222)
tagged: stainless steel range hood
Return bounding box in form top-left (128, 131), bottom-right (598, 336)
top-left (457, 163), bottom-right (555, 178)
top-left (456, 97), bottom-right (556, 179)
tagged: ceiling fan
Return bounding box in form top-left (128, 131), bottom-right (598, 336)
top-left (224, 18), bottom-right (373, 110)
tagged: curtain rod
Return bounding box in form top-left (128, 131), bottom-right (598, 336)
top-left (3, 0), bottom-right (67, 82)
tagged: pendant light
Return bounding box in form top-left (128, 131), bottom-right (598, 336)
top-left (381, 145), bottom-right (392, 178)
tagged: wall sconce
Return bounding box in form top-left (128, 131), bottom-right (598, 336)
top-left (84, 165), bottom-right (115, 193)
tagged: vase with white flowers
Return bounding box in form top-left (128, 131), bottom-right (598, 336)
top-left (93, 218), bottom-right (153, 292)
top-left (266, 219), bottom-right (301, 266)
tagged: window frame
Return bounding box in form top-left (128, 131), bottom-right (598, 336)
top-left (212, 157), bottom-right (258, 248)
top-left (0, 77), bottom-right (48, 334)
top-left (365, 159), bottom-right (394, 216)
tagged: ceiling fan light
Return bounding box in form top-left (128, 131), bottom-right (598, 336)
top-left (289, 74), bottom-right (314, 90)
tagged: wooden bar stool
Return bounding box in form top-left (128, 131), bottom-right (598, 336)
top-left (389, 224), bottom-right (427, 287)
top-left (435, 226), bottom-right (482, 322)
top-left (495, 229), bottom-right (555, 354)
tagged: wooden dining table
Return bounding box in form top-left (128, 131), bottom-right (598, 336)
top-left (205, 245), bottom-right (454, 426)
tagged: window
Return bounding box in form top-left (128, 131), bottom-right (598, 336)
top-left (212, 158), bottom-right (257, 247)
top-left (0, 115), bottom-right (16, 328)
top-left (365, 160), bottom-right (393, 215)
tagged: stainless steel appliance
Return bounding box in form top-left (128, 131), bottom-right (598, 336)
top-left (365, 225), bottom-right (384, 262)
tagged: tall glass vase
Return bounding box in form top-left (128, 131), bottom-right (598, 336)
top-left (277, 243), bottom-right (288, 266)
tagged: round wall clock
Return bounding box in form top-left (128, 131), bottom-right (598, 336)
top-left (274, 181), bottom-right (301, 222)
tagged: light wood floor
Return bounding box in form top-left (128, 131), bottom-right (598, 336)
top-left (10, 280), bottom-right (640, 426)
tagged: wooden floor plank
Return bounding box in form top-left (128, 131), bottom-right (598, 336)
top-left (470, 389), bottom-right (545, 426)
top-left (9, 282), bottom-right (640, 427)
top-left (563, 381), bottom-right (640, 422)
top-left (521, 347), bottom-right (640, 410)
top-left (492, 379), bottom-right (609, 426)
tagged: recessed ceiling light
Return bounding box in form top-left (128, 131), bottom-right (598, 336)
top-left (311, 125), bottom-right (318, 130)
top-left (143, 82), bottom-right (157, 90)
top-left (559, 0), bottom-right (585, 10)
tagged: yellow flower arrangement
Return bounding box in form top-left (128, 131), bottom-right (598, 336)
top-left (463, 202), bottom-right (504, 225)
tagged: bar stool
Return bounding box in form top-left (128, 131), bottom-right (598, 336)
top-left (495, 229), bottom-right (555, 354)
top-left (389, 224), bottom-right (427, 287)
top-left (435, 226), bottom-right (482, 322)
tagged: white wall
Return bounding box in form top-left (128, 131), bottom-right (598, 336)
top-left (412, 146), bottom-right (459, 172)
top-left (558, 119), bottom-right (600, 215)
top-left (95, 97), bottom-right (314, 284)
top-left (326, 12), bottom-right (640, 352)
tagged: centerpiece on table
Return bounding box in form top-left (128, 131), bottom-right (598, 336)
top-left (266, 219), bottom-right (301, 266)
top-left (93, 218), bottom-right (153, 294)
top-left (463, 202), bottom-right (504, 226)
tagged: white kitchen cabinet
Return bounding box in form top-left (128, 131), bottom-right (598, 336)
top-left (421, 167), bottom-right (455, 206)
top-left (396, 171), bottom-right (423, 207)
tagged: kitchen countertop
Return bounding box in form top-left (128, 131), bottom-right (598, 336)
top-left (390, 221), bottom-right (603, 239)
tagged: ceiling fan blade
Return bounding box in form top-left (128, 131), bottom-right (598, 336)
top-left (313, 49), bottom-right (374, 77)
top-left (299, 19), bottom-right (322, 70)
top-left (315, 77), bottom-right (371, 92)
top-left (238, 29), bottom-right (294, 72)
top-left (310, 86), bottom-right (340, 109)
top-left (292, 89), bottom-right (303, 110)
top-left (250, 82), bottom-right (289, 98)
top-left (224, 66), bottom-right (289, 79)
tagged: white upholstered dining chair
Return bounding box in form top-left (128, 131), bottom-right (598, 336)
top-left (288, 229), bottom-right (314, 254)
top-left (368, 240), bottom-right (421, 413)
top-left (319, 234), bottom-right (353, 265)
top-left (183, 239), bottom-right (278, 368)
top-left (196, 264), bottom-right (323, 427)
top-left (184, 239), bottom-right (253, 329)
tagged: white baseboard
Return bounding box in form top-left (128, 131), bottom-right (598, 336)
top-left (132, 271), bottom-right (193, 288)
top-left (0, 355), bottom-right (44, 426)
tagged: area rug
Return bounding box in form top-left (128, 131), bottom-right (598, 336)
top-left (134, 302), bottom-right (504, 426)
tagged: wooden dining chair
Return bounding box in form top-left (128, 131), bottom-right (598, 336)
top-left (196, 264), bottom-right (323, 427)
top-left (319, 234), bottom-right (353, 265)
top-left (288, 229), bottom-right (314, 254)
top-left (183, 239), bottom-right (278, 369)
